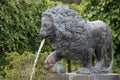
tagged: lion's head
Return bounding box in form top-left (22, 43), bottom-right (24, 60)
top-left (40, 14), bottom-right (56, 43)
top-left (40, 5), bottom-right (84, 43)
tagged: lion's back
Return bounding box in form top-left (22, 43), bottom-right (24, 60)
top-left (53, 20), bottom-right (111, 50)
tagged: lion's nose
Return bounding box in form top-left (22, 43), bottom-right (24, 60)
top-left (40, 31), bottom-right (47, 39)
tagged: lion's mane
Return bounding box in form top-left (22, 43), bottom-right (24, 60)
top-left (42, 5), bottom-right (85, 38)
top-left (42, 5), bottom-right (89, 51)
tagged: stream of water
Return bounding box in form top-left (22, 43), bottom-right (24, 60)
top-left (30, 39), bottom-right (45, 80)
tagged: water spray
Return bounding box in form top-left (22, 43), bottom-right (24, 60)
top-left (30, 39), bottom-right (45, 80)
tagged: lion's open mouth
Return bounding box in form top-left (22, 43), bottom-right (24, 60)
top-left (45, 35), bottom-right (54, 39)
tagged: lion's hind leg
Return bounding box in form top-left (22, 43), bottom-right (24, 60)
top-left (95, 47), bottom-right (108, 73)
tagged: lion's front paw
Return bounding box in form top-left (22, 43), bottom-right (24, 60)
top-left (45, 54), bottom-right (56, 65)
top-left (44, 53), bottom-right (56, 71)
top-left (45, 62), bottom-right (66, 73)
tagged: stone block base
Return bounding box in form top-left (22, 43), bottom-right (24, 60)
top-left (46, 73), bottom-right (120, 80)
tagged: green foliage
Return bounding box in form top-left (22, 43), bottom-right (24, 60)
top-left (0, 0), bottom-right (52, 54)
top-left (4, 52), bottom-right (34, 80)
top-left (4, 52), bottom-right (48, 80)
top-left (0, 0), bottom-right (58, 78)
top-left (50, 0), bottom-right (75, 4)
top-left (67, 4), bottom-right (82, 14)
top-left (80, 0), bottom-right (120, 73)
top-left (50, 0), bottom-right (81, 5)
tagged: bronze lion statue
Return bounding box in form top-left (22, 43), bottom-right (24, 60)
top-left (40, 5), bottom-right (113, 74)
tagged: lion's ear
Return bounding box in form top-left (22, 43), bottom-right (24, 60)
top-left (42, 13), bottom-right (53, 21)
top-left (48, 16), bottom-right (54, 22)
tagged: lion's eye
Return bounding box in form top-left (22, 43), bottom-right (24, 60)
top-left (43, 23), bottom-right (48, 27)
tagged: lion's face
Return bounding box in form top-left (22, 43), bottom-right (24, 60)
top-left (40, 16), bottom-right (55, 42)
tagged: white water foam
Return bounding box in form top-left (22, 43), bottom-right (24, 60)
top-left (30, 39), bottom-right (45, 80)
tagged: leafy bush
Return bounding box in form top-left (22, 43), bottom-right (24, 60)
top-left (50, 0), bottom-right (81, 5)
top-left (0, 0), bottom-right (59, 78)
top-left (0, 0), bottom-right (56, 54)
top-left (4, 52), bottom-right (48, 80)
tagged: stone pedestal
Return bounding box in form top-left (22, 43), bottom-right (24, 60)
top-left (46, 73), bottom-right (120, 80)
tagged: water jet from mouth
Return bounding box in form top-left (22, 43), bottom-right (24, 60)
top-left (30, 39), bottom-right (45, 80)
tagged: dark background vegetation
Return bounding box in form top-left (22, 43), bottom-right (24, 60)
top-left (0, 0), bottom-right (120, 80)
